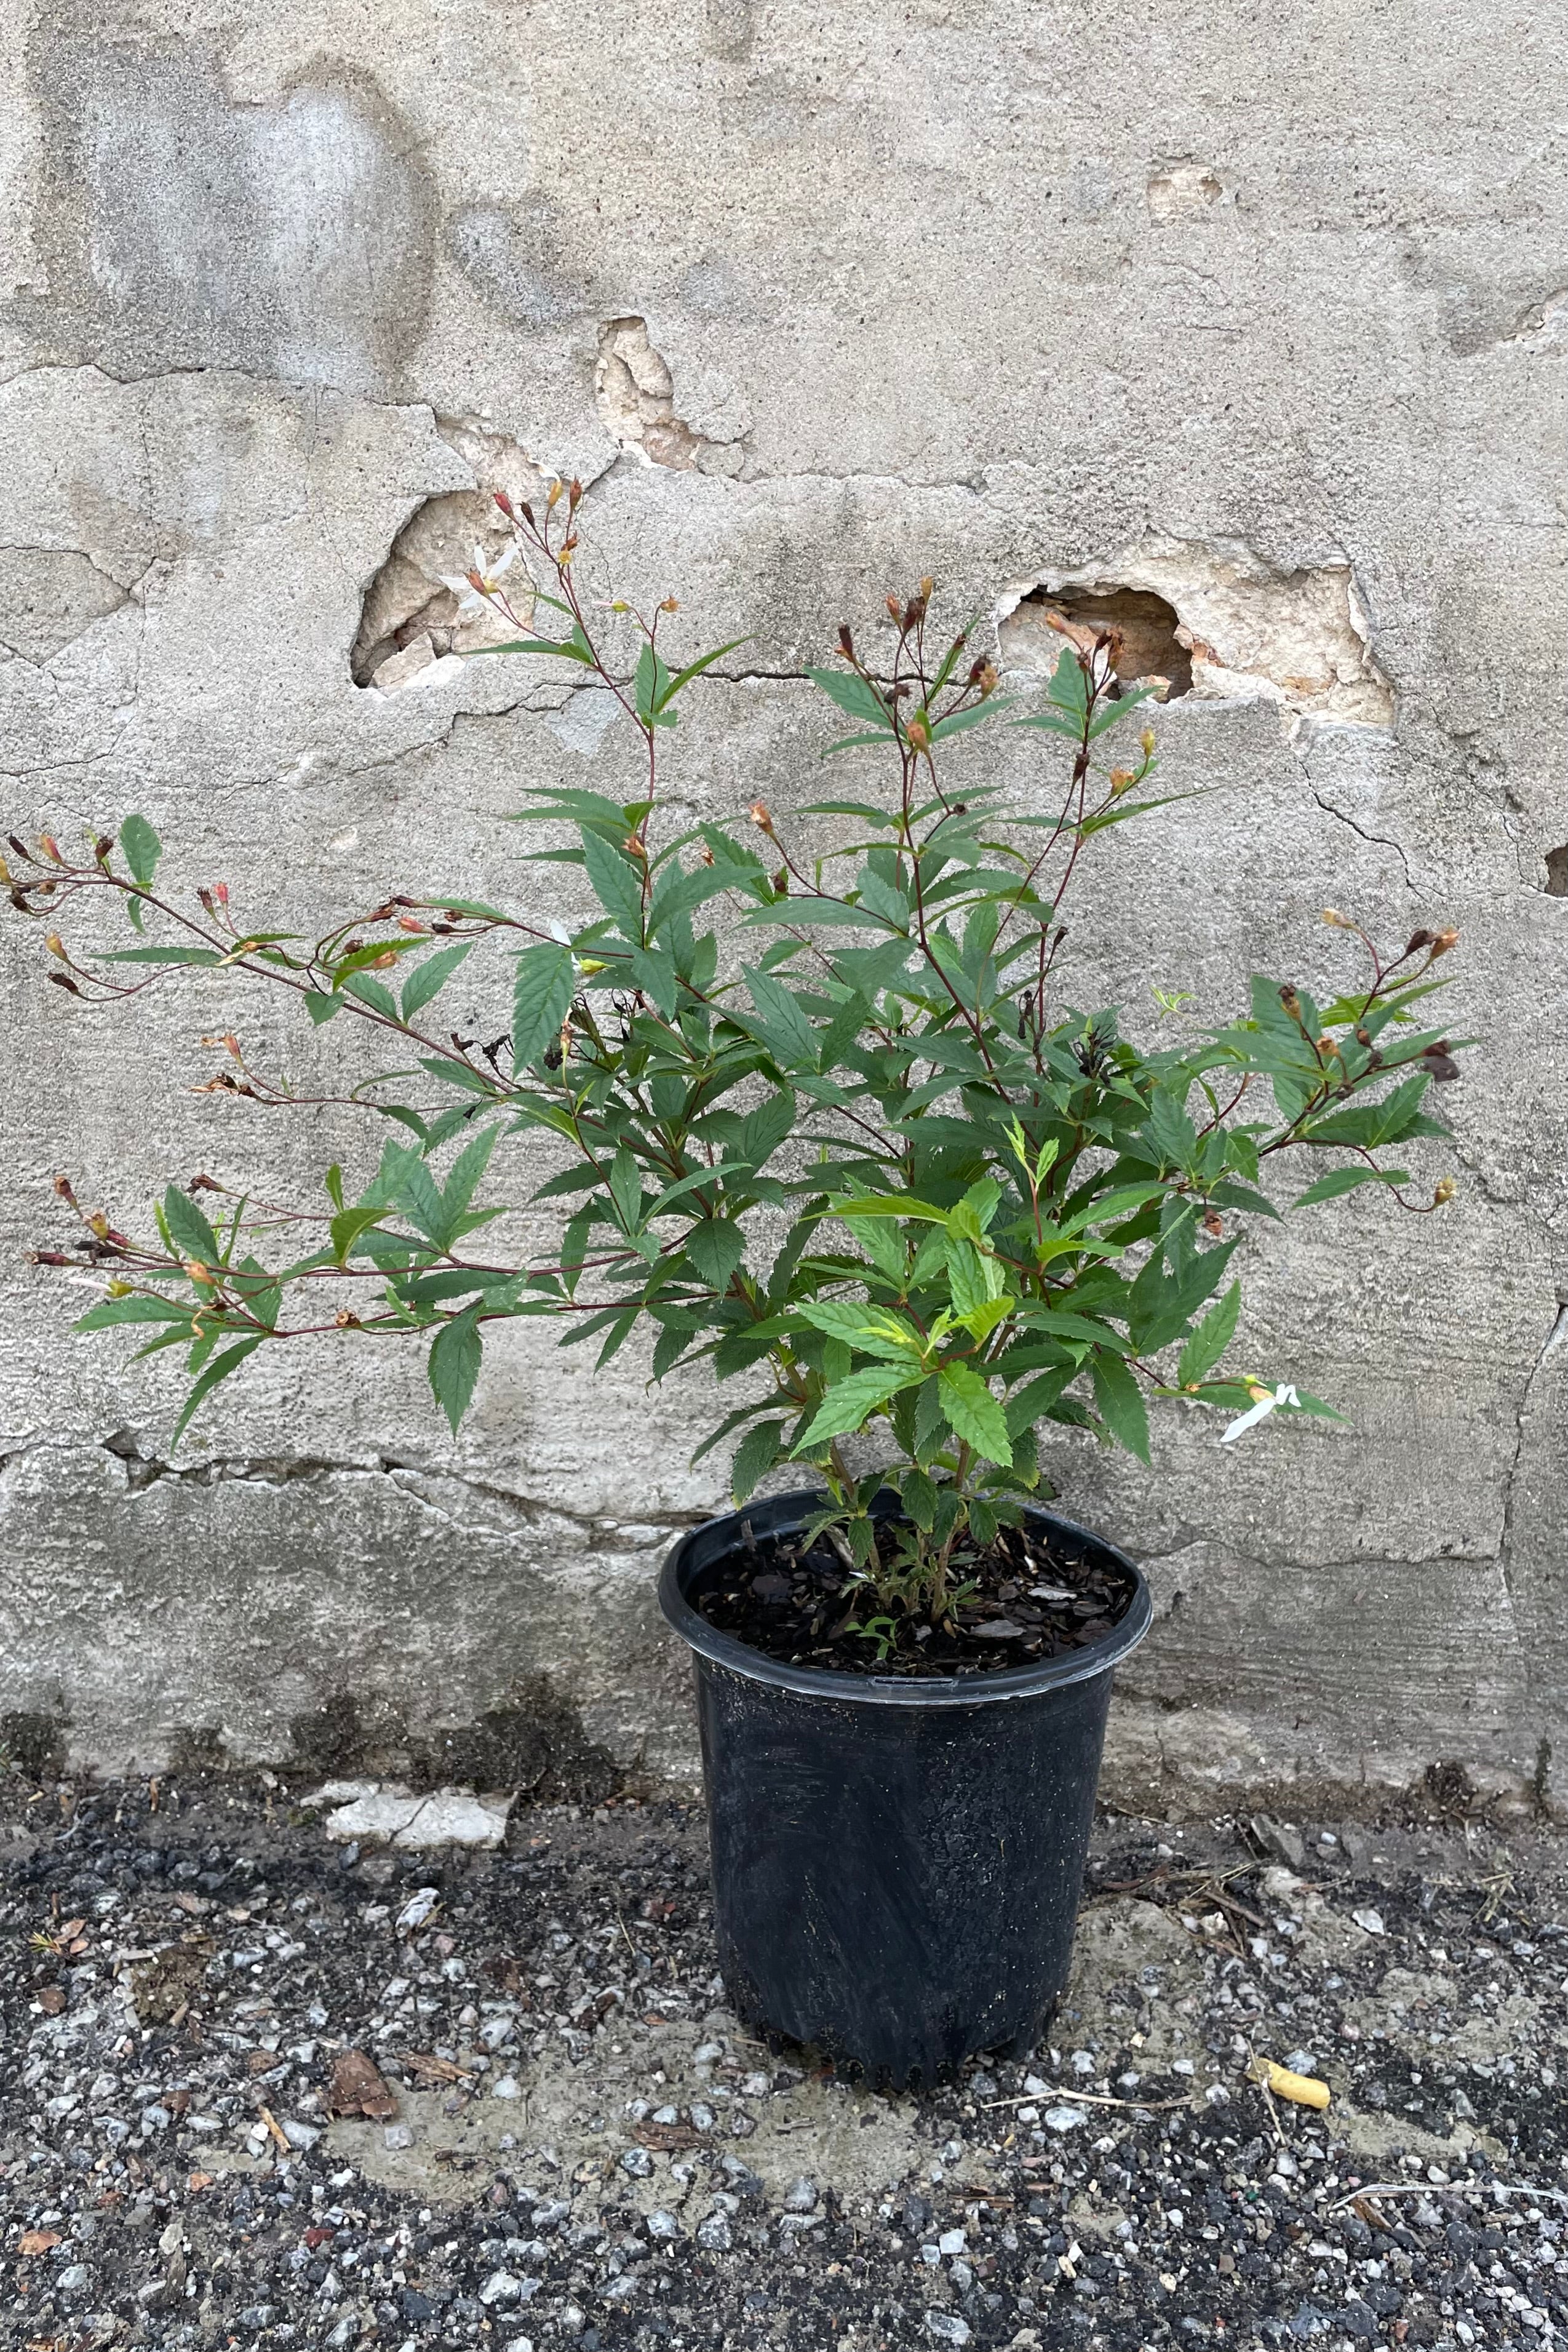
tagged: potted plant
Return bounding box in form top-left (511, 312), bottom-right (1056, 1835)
top-left (7, 484), bottom-right (1466, 2082)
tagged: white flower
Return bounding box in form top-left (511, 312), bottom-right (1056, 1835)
top-left (1220, 1381), bottom-right (1300, 1444)
top-left (438, 541), bottom-right (518, 616)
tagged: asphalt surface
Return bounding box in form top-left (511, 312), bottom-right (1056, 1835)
top-left (2, 1763), bottom-right (1564, 2350)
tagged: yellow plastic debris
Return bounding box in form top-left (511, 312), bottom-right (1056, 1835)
top-left (1257, 2060), bottom-right (1331, 2111)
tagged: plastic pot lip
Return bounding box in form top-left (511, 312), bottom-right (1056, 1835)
top-left (658, 1485), bottom-right (1152, 1709)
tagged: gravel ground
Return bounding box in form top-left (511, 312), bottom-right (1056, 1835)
top-left (2, 1761), bottom-right (1565, 2351)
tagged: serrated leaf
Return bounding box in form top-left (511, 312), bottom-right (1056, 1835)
top-left (731, 1417), bottom-right (784, 1503)
top-left (581, 829), bottom-right (645, 936)
top-left (330, 1204), bottom-right (388, 1265)
top-left (1292, 1165), bottom-right (1411, 1207)
top-left (1177, 1281), bottom-right (1241, 1388)
top-left (75, 1294), bottom-right (193, 1333)
top-left (796, 1301), bottom-right (923, 1359)
top-left (937, 1363), bottom-right (1012, 1464)
top-left (401, 939), bottom-right (474, 1021)
top-left (161, 1186), bottom-right (221, 1266)
top-left (119, 812), bottom-right (162, 887)
top-left (686, 1218), bottom-right (747, 1292)
top-left (428, 1305), bottom-right (484, 1433)
top-left (1091, 1352), bottom-right (1151, 1462)
top-left (795, 1365), bottom-right (923, 1448)
top-left (512, 941), bottom-right (575, 1069)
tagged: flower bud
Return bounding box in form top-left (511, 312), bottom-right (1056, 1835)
top-left (494, 490), bottom-right (514, 517)
top-left (1141, 725), bottom-right (1156, 755)
top-left (1430, 926), bottom-right (1460, 957)
top-left (45, 933), bottom-right (66, 958)
top-left (623, 833), bottom-right (648, 859)
top-left (579, 957), bottom-right (608, 975)
top-left (837, 623), bottom-right (854, 658)
top-left (53, 1173), bottom-right (76, 1202)
top-left (1433, 1174), bottom-right (1456, 1206)
top-left (905, 714), bottom-right (931, 751)
top-left (1108, 767), bottom-right (1135, 796)
top-left (546, 479), bottom-right (564, 509)
top-left (611, 600), bottom-right (629, 613)
top-left (185, 1260), bottom-right (213, 1285)
top-left (919, 576), bottom-right (936, 601)
top-left (106, 1280), bottom-right (133, 1298)
top-left (886, 594), bottom-right (904, 624)
top-left (747, 800), bottom-right (775, 833)
top-left (39, 835), bottom-right (62, 863)
top-left (660, 595), bottom-right (679, 613)
top-left (1322, 907), bottom-right (1351, 927)
top-left (771, 867), bottom-right (789, 895)
top-left (569, 478), bottom-right (584, 508)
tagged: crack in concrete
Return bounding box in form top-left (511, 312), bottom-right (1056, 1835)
top-left (60, 1436), bottom-right (706, 1550)
top-left (1497, 1299), bottom-right (1568, 1609)
top-left (1307, 786), bottom-right (1417, 893)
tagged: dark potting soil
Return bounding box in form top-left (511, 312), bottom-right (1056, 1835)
top-left (695, 1513), bottom-right (1136, 1678)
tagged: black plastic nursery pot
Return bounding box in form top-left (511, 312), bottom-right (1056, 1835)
top-left (658, 1488), bottom-right (1152, 2084)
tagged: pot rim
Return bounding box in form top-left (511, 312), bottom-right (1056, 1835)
top-left (658, 1485), bottom-right (1152, 1708)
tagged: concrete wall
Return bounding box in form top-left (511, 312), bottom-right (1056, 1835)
top-left (2, 0), bottom-right (1564, 1812)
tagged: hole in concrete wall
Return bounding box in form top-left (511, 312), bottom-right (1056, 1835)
top-left (596, 316), bottom-right (707, 470)
top-left (1545, 846), bottom-right (1568, 896)
top-left (1005, 585), bottom-right (1193, 700)
top-left (998, 540), bottom-right (1393, 732)
top-left (594, 316), bottom-right (749, 476)
top-left (350, 418), bottom-right (546, 692)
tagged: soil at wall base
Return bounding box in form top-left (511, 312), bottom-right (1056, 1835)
top-left (694, 1515), bottom-right (1136, 1679)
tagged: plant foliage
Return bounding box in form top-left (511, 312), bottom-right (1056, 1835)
top-left (7, 484), bottom-right (1468, 1638)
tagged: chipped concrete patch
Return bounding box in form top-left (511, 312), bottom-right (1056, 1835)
top-left (1056, 1899), bottom-right (1209, 2068)
top-left (325, 2012), bottom-right (932, 2222)
top-left (999, 540), bottom-right (1393, 731)
top-left (303, 1781), bottom-right (513, 1849)
top-left (594, 316), bottom-right (749, 477)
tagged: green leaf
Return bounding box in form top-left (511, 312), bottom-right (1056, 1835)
top-left (512, 941), bottom-right (575, 1069)
top-left (304, 991), bottom-right (343, 1026)
top-left (795, 1302), bottom-right (923, 1360)
top-left (1292, 1165), bottom-right (1410, 1207)
top-left (341, 972), bottom-right (399, 1019)
top-left (581, 829), bottom-right (646, 936)
top-left (119, 813), bottom-right (162, 887)
top-left (731, 1417), bottom-right (784, 1503)
top-left (75, 1294), bottom-right (193, 1332)
top-left (806, 667), bottom-right (895, 731)
top-left (330, 1205), bottom-right (388, 1265)
top-left (440, 1125), bottom-right (500, 1229)
top-left (402, 940), bottom-right (474, 1020)
top-left (738, 965), bottom-right (821, 1069)
top-left (428, 1305), bottom-right (484, 1433)
top-left (464, 634), bottom-right (598, 665)
top-left (608, 1148), bottom-right (644, 1234)
top-left (162, 1186), bottom-right (221, 1266)
top-left (937, 1363), bottom-right (1012, 1464)
top-left (686, 1218), bottom-right (747, 1292)
top-left (655, 635), bottom-right (752, 712)
top-left (94, 944), bottom-right (225, 967)
top-left (795, 1364), bottom-right (921, 1448)
top-left (1091, 1353), bottom-right (1151, 1462)
top-left (171, 1336), bottom-right (264, 1445)
top-left (1177, 1282), bottom-right (1241, 1387)
top-left (419, 1054), bottom-right (499, 1096)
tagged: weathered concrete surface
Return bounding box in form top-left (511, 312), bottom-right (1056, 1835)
top-left (1, 2), bottom-right (1564, 1807)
